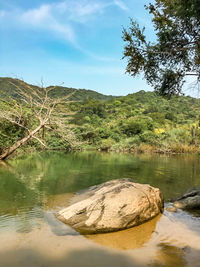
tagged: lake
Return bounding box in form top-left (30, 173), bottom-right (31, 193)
top-left (1, 151), bottom-right (200, 266)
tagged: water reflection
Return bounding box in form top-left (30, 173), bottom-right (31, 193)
top-left (86, 215), bottom-right (162, 250)
top-left (1, 152), bottom-right (200, 266)
top-left (1, 152), bottom-right (200, 211)
top-left (1, 151), bottom-right (200, 226)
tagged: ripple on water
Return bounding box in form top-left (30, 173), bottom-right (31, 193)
top-left (0, 206), bottom-right (44, 233)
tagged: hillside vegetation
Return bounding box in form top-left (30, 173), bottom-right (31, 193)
top-left (1, 78), bottom-right (200, 155)
top-left (69, 91), bottom-right (200, 153)
top-left (0, 77), bottom-right (115, 101)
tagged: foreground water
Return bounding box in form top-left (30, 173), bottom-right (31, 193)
top-left (1, 151), bottom-right (200, 266)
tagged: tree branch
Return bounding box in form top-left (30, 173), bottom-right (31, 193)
top-left (32, 136), bottom-right (47, 147)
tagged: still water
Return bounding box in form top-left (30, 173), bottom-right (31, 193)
top-left (1, 151), bottom-right (200, 266)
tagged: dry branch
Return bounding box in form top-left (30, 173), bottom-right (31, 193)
top-left (0, 80), bottom-right (77, 160)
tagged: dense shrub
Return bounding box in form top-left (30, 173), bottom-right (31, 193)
top-left (121, 116), bottom-right (153, 136)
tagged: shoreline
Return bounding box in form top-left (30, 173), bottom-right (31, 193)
top-left (1, 144), bottom-right (199, 162)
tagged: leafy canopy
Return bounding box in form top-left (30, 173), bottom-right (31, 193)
top-left (122, 0), bottom-right (200, 96)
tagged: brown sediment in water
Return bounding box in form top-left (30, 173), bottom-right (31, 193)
top-left (1, 191), bottom-right (200, 267)
top-left (1, 211), bottom-right (200, 267)
top-left (85, 214), bottom-right (162, 250)
top-left (129, 212), bottom-right (200, 266)
top-left (0, 223), bottom-right (144, 267)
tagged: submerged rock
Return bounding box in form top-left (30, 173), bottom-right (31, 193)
top-left (44, 211), bottom-right (78, 236)
top-left (57, 179), bottom-right (164, 234)
top-left (166, 206), bottom-right (177, 213)
top-left (173, 188), bottom-right (200, 210)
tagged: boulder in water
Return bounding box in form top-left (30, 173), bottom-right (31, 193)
top-left (173, 188), bottom-right (200, 210)
top-left (57, 179), bottom-right (164, 234)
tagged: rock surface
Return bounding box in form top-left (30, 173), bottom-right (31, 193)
top-left (166, 206), bottom-right (177, 212)
top-left (173, 188), bottom-right (200, 210)
top-left (57, 179), bottom-right (164, 234)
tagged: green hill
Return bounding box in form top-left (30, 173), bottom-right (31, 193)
top-left (1, 77), bottom-right (200, 154)
top-left (69, 90), bottom-right (200, 153)
top-left (0, 77), bottom-right (116, 101)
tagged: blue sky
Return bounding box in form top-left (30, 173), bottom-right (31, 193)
top-left (1, 0), bottom-right (156, 95)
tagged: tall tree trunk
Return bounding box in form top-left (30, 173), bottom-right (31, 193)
top-left (0, 123), bottom-right (44, 160)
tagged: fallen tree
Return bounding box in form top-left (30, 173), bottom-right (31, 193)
top-left (0, 79), bottom-right (78, 160)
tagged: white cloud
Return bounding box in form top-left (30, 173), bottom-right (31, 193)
top-left (54, 1), bottom-right (113, 23)
top-left (22, 7), bottom-right (76, 44)
top-left (68, 2), bottom-right (105, 17)
top-left (21, 5), bottom-right (51, 25)
top-left (0, 0), bottom-right (127, 59)
top-left (114, 0), bottom-right (129, 11)
top-left (1, 1), bottom-right (110, 43)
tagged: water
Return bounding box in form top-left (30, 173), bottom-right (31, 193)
top-left (1, 151), bottom-right (200, 266)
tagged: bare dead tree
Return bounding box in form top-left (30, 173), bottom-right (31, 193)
top-left (0, 80), bottom-right (79, 160)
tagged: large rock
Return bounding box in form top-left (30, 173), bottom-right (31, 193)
top-left (173, 188), bottom-right (200, 210)
top-left (57, 179), bottom-right (164, 234)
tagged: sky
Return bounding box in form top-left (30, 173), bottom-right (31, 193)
top-left (0, 0), bottom-right (176, 96)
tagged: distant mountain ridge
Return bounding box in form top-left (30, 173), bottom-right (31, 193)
top-left (0, 77), bottom-right (116, 101)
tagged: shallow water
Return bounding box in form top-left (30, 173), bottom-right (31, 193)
top-left (1, 151), bottom-right (200, 266)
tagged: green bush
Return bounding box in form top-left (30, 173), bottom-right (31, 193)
top-left (139, 131), bottom-right (159, 145)
top-left (99, 138), bottom-right (115, 151)
top-left (121, 116), bottom-right (153, 136)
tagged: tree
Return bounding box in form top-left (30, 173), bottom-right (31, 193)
top-left (0, 79), bottom-right (77, 160)
top-left (122, 0), bottom-right (200, 96)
